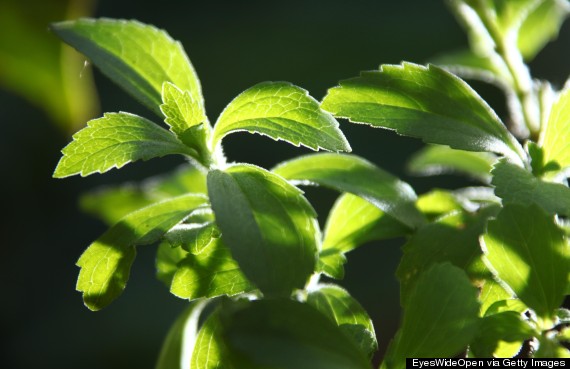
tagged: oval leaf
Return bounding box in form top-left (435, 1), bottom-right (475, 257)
top-left (54, 112), bottom-right (193, 178)
top-left (192, 311), bottom-right (235, 369)
top-left (76, 193), bottom-right (208, 311)
top-left (219, 299), bottom-right (371, 369)
top-left (273, 153), bottom-right (425, 229)
top-left (481, 203), bottom-right (570, 319)
top-left (321, 63), bottom-right (525, 165)
top-left (207, 164), bottom-right (319, 297)
top-left (51, 18), bottom-right (204, 116)
top-left (212, 82), bottom-right (350, 152)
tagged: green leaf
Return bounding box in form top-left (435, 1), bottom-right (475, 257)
top-left (207, 164), bottom-right (319, 297)
top-left (170, 238), bottom-right (254, 301)
top-left (484, 299), bottom-right (529, 317)
top-left (307, 284), bottom-right (377, 359)
top-left (469, 311), bottom-right (535, 358)
top-left (482, 204), bottom-right (570, 319)
top-left (192, 311), bottom-right (235, 369)
top-left (535, 335), bottom-right (570, 358)
top-left (415, 189), bottom-right (463, 221)
top-left (81, 164), bottom-right (207, 224)
top-left (273, 153), bottom-right (425, 229)
top-left (219, 299), bottom-right (371, 369)
top-left (155, 300), bottom-right (208, 369)
top-left (491, 159), bottom-right (570, 217)
top-left (165, 222), bottom-right (220, 254)
top-left (76, 193), bottom-right (208, 311)
top-left (321, 62), bottom-right (525, 165)
top-left (408, 145), bottom-right (495, 183)
top-left (479, 280), bottom-right (515, 315)
top-left (540, 86), bottom-right (570, 173)
top-left (156, 240), bottom-right (188, 287)
top-left (518, 0), bottom-right (570, 60)
top-left (54, 112), bottom-right (193, 178)
top-left (384, 263), bottom-right (480, 368)
top-left (212, 81), bottom-right (350, 152)
top-left (323, 193), bottom-right (410, 254)
top-left (317, 249), bottom-right (347, 280)
top-left (51, 18), bottom-right (204, 116)
top-left (397, 206), bottom-right (498, 303)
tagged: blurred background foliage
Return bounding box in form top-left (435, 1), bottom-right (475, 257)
top-left (1, 0), bottom-right (568, 368)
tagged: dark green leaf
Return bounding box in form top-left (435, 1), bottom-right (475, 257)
top-left (155, 300), bottom-right (209, 369)
top-left (51, 18), bottom-right (204, 116)
top-left (220, 299), bottom-right (371, 369)
top-left (273, 153), bottom-right (425, 229)
top-left (212, 82), bottom-right (350, 152)
top-left (535, 335), bottom-right (570, 358)
top-left (307, 284), bottom-right (377, 359)
top-left (54, 112), bottom-right (193, 178)
top-left (384, 263), bottom-right (480, 368)
top-left (208, 164), bottom-right (319, 297)
top-left (492, 159), bottom-right (570, 217)
top-left (408, 145), bottom-right (495, 183)
top-left (156, 240), bottom-right (188, 287)
top-left (170, 238), bottom-right (254, 300)
top-left (321, 63), bottom-right (525, 165)
top-left (76, 193), bottom-right (208, 310)
top-left (482, 204), bottom-right (570, 319)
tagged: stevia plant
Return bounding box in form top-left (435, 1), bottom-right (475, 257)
top-left (52, 0), bottom-right (570, 368)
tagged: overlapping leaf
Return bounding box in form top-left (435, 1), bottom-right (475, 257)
top-left (212, 82), bottom-right (350, 152)
top-left (274, 153), bottom-right (425, 229)
top-left (53, 112), bottom-right (194, 178)
top-left (207, 164), bottom-right (319, 297)
top-left (321, 63), bottom-right (525, 165)
top-left (540, 86), bottom-right (570, 173)
top-left (51, 18), bottom-right (204, 116)
top-left (192, 311), bottom-right (234, 369)
top-left (76, 194), bottom-right (207, 310)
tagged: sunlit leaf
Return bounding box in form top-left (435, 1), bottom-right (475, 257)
top-left (540, 86), bottom-right (570, 174)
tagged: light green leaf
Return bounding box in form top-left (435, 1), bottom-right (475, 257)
top-left (384, 263), bottom-right (480, 369)
top-left (317, 249), bottom-right (347, 280)
top-left (321, 63), bottom-right (525, 165)
top-left (54, 112), bottom-right (193, 178)
top-left (397, 206), bottom-right (498, 303)
top-left (273, 153), bottom-right (425, 229)
top-left (482, 204), bottom-right (570, 319)
top-left (220, 299), bottom-right (371, 369)
top-left (170, 238), bottom-right (253, 301)
top-left (540, 86), bottom-right (570, 173)
top-left (535, 335), bottom-right (570, 358)
top-left (491, 159), bottom-right (570, 217)
top-left (518, 0), bottom-right (570, 60)
top-left (76, 193), bottom-right (208, 311)
top-left (155, 300), bottom-right (209, 369)
top-left (307, 284), bottom-right (377, 359)
top-left (479, 280), bottom-right (515, 315)
top-left (212, 82), bottom-right (350, 152)
top-left (165, 222), bottom-right (220, 254)
top-left (81, 164), bottom-right (207, 224)
top-left (484, 299), bottom-right (529, 317)
top-left (416, 189), bottom-right (463, 220)
top-left (51, 18), bottom-right (203, 116)
top-left (192, 311), bottom-right (235, 369)
top-left (207, 164), bottom-right (319, 297)
top-left (408, 145), bottom-right (496, 183)
top-left (323, 193), bottom-right (410, 254)
top-left (156, 240), bottom-right (188, 287)
top-left (469, 311), bottom-right (535, 358)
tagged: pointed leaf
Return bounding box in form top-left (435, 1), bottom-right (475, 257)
top-left (540, 86), bottom-right (570, 173)
top-left (317, 249), bottom-right (347, 280)
top-left (482, 204), bottom-right (570, 319)
top-left (54, 112), bottom-right (193, 178)
top-left (323, 193), bottom-right (410, 255)
top-left (76, 193), bottom-right (208, 310)
top-left (155, 300), bottom-right (209, 369)
top-left (165, 222), bottom-right (220, 254)
top-left (492, 159), bottom-right (570, 216)
top-left (212, 81), bottom-right (350, 152)
top-left (307, 284), bottom-right (377, 359)
top-left (51, 18), bottom-right (204, 116)
top-left (156, 240), bottom-right (188, 287)
top-left (385, 263), bottom-right (480, 368)
top-left (207, 164), bottom-right (319, 297)
top-left (321, 63), bottom-right (525, 165)
top-left (192, 311), bottom-right (235, 369)
top-left (161, 82), bottom-right (207, 135)
top-left (408, 145), bottom-right (495, 183)
top-left (81, 164), bottom-right (207, 224)
top-left (170, 238), bottom-right (254, 300)
top-left (273, 153), bottom-right (425, 229)
top-left (219, 299), bottom-right (371, 369)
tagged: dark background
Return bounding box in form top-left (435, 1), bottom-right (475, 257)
top-left (1, 1), bottom-right (569, 368)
